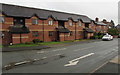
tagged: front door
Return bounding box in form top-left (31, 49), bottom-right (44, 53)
top-left (83, 31), bottom-right (87, 39)
top-left (56, 31), bottom-right (60, 41)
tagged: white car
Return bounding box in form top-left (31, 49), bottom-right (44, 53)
top-left (102, 35), bottom-right (113, 41)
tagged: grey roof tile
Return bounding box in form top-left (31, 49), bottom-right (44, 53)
top-left (1, 3), bottom-right (92, 23)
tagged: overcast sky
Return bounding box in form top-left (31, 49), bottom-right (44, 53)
top-left (1, 0), bottom-right (119, 25)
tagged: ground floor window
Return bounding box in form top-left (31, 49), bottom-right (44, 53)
top-left (70, 31), bottom-right (73, 36)
top-left (49, 31), bottom-right (54, 36)
top-left (32, 31), bottom-right (39, 37)
top-left (79, 31), bottom-right (83, 35)
top-left (0, 31), bottom-right (5, 38)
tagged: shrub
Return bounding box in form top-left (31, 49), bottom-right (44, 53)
top-left (94, 35), bottom-right (99, 39)
top-left (98, 35), bottom-right (103, 39)
top-left (90, 36), bottom-right (95, 39)
top-left (25, 42), bottom-right (31, 44)
top-left (32, 39), bottom-right (42, 43)
top-left (108, 28), bottom-right (119, 35)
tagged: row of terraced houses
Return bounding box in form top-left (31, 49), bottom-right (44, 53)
top-left (0, 3), bottom-right (112, 45)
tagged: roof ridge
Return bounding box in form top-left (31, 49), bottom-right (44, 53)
top-left (1, 3), bottom-right (87, 17)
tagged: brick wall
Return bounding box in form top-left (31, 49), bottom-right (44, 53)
top-left (1, 14), bottom-right (109, 45)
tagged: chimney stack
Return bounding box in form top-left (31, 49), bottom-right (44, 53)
top-left (95, 17), bottom-right (99, 22)
top-left (102, 19), bottom-right (107, 23)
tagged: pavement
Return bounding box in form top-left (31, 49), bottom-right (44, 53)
top-left (2, 45), bottom-right (50, 52)
top-left (93, 55), bottom-right (120, 73)
top-left (2, 38), bottom-right (118, 73)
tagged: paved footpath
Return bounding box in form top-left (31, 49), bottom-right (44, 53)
top-left (93, 55), bottom-right (120, 73)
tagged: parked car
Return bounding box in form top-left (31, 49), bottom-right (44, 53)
top-left (118, 34), bottom-right (120, 38)
top-left (102, 35), bottom-right (113, 41)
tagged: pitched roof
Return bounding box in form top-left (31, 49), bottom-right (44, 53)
top-left (9, 25), bottom-right (30, 34)
top-left (56, 28), bottom-right (70, 33)
top-left (0, 3), bottom-right (92, 23)
top-left (95, 21), bottom-right (107, 26)
top-left (83, 28), bottom-right (94, 33)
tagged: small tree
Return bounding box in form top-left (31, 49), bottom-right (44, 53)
top-left (110, 20), bottom-right (115, 28)
top-left (108, 28), bottom-right (119, 35)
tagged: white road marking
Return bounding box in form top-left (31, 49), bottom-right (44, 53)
top-left (74, 47), bottom-right (93, 52)
top-left (37, 51), bottom-right (46, 54)
top-left (74, 49), bottom-right (80, 51)
top-left (113, 49), bottom-right (116, 50)
top-left (37, 48), bottom-right (66, 54)
top-left (64, 61), bottom-right (79, 67)
top-left (42, 57), bottom-right (47, 59)
top-left (56, 54), bottom-right (61, 56)
top-left (52, 48), bottom-right (66, 52)
top-left (15, 61), bottom-right (30, 65)
top-left (64, 53), bottom-right (95, 67)
top-left (90, 61), bottom-right (109, 73)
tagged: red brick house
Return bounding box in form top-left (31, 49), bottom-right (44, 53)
top-left (0, 3), bottom-right (108, 45)
top-left (94, 18), bottom-right (108, 34)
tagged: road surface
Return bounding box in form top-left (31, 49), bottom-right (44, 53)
top-left (2, 39), bottom-right (118, 73)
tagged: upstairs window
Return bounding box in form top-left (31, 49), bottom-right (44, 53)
top-left (0, 16), bottom-right (5, 23)
top-left (69, 22), bottom-right (72, 26)
top-left (48, 20), bottom-right (53, 25)
top-left (104, 26), bottom-right (106, 29)
top-left (32, 31), bottom-right (39, 37)
top-left (99, 26), bottom-right (101, 29)
top-left (78, 21), bottom-right (82, 26)
top-left (32, 19), bottom-right (38, 25)
top-left (91, 22), bottom-right (94, 26)
top-left (14, 18), bottom-right (25, 26)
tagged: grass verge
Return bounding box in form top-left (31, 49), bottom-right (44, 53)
top-left (6, 39), bottom-right (91, 48)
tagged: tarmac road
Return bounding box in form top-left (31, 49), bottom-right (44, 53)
top-left (2, 39), bottom-right (118, 73)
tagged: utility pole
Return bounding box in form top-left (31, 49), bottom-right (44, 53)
top-left (75, 22), bottom-right (77, 40)
top-left (42, 20), bottom-right (44, 42)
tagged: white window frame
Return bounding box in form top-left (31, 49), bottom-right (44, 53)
top-left (78, 21), bottom-right (82, 26)
top-left (48, 20), bottom-right (53, 25)
top-left (91, 22), bottom-right (94, 26)
top-left (32, 19), bottom-right (38, 25)
top-left (0, 16), bottom-right (5, 23)
top-left (69, 22), bottom-right (72, 26)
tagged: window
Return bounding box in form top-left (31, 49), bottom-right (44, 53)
top-left (48, 20), bottom-right (53, 25)
top-left (32, 19), bottom-right (38, 25)
top-left (49, 31), bottom-right (54, 36)
top-left (91, 22), bottom-right (94, 26)
top-left (14, 18), bottom-right (25, 26)
top-left (78, 22), bottom-right (82, 26)
top-left (104, 26), bottom-right (106, 29)
top-left (0, 31), bottom-right (4, 38)
top-left (69, 22), bottom-right (72, 26)
top-left (32, 31), bottom-right (39, 37)
top-left (0, 16), bottom-right (5, 23)
top-left (79, 31), bottom-right (83, 35)
top-left (99, 26), bottom-right (101, 29)
top-left (70, 31), bottom-right (73, 36)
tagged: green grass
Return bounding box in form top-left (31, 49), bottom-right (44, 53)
top-left (8, 40), bottom-right (74, 48)
top-left (38, 41), bottom-right (74, 45)
top-left (7, 39), bottom-right (91, 48)
top-left (8, 43), bottom-right (39, 48)
top-left (0, 45), bottom-right (3, 48)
